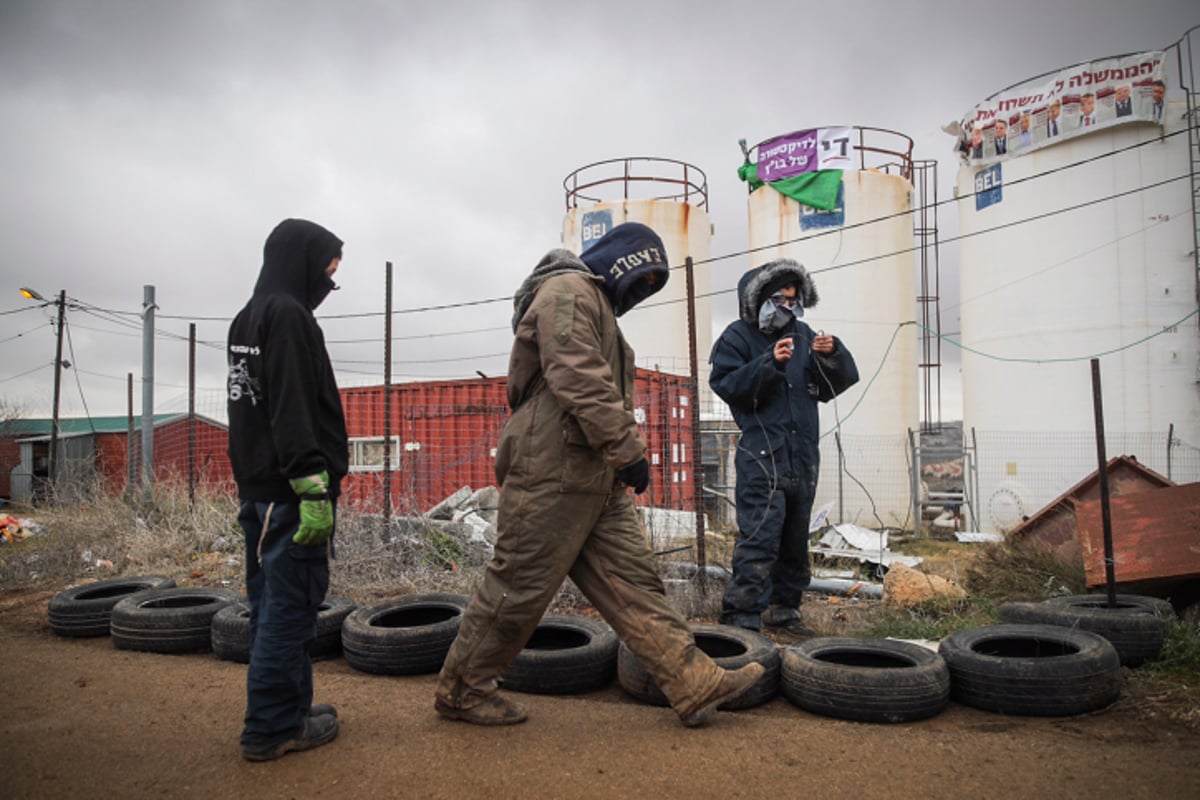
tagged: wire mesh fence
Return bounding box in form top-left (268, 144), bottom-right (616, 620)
top-left (15, 370), bottom-right (1200, 549)
top-left (968, 429), bottom-right (1200, 533)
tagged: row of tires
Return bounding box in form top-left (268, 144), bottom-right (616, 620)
top-left (48, 576), bottom-right (1173, 723)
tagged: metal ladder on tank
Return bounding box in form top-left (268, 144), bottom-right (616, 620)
top-left (1179, 26), bottom-right (1200, 343)
top-left (908, 159), bottom-right (980, 534)
top-left (911, 158), bottom-right (944, 435)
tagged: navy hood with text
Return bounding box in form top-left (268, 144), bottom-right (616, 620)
top-left (580, 222), bottom-right (669, 316)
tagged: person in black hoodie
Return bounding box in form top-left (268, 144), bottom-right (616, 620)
top-left (227, 218), bottom-right (348, 762)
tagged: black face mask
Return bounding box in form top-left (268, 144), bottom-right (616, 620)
top-left (308, 274), bottom-right (337, 310)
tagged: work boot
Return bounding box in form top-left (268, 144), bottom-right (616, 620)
top-left (763, 617), bottom-right (817, 639)
top-left (434, 694), bottom-right (528, 726)
top-left (762, 607), bottom-right (816, 639)
top-left (678, 663), bottom-right (765, 728)
top-left (309, 703), bottom-right (337, 718)
top-left (242, 712), bottom-right (339, 762)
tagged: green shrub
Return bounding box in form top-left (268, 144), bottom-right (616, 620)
top-left (863, 596), bottom-right (998, 641)
top-left (1144, 617), bottom-right (1200, 682)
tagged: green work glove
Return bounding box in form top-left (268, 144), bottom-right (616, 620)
top-left (289, 471), bottom-right (333, 547)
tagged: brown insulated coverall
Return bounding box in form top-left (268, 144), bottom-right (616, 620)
top-left (435, 251), bottom-right (725, 717)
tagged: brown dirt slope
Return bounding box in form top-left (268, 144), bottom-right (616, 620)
top-left (2, 585), bottom-right (1198, 800)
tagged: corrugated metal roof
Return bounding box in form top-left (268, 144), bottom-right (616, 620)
top-left (2, 413), bottom-right (227, 441)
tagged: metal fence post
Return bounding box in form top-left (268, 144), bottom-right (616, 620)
top-left (188, 323), bottom-right (196, 512)
top-left (908, 428), bottom-right (920, 536)
top-left (685, 256), bottom-right (706, 571)
top-left (383, 262), bottom-right (393, 525)
top-left (834, 431), bottom-right (845, 525)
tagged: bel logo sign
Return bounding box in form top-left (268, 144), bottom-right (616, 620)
top-left (581, 210), bottom-right (613, 252)
top-left (975, 164), bottom-right (1002, 211)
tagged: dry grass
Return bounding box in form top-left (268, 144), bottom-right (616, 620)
top-left (0, 483), bottom-right (585, 612)
top-left (6, 488), bottom-right (1197, 722)
top-left (961, 539), bottom-right (1086, 601)
top-left (1, 480), bottom-right (244, 591)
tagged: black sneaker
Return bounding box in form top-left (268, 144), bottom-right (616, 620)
top-left (242, 713), bottom-right (339, 762)
top-left (309, 703), bottom-right (337, 718)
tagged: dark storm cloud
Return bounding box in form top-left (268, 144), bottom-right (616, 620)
top-left (0, 0), bottom-right (1195, 418)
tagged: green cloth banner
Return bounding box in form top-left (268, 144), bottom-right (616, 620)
top-left (738, 162), bottom-right (843, 211)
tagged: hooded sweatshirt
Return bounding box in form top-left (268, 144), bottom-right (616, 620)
top-left (226, 219), bottom-right (348, 502)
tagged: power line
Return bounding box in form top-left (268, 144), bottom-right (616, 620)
top-left (942, 207), bottom-right (1186, 316)
top-left (916, 308), bottom-right (1199, 364)
top-left (64, 318), bottom-right (96, 433)
top-left (22, 126), bottom-right (1189, 335)
top-left (4, 127), bottom-right (1192, 386)
top-left (0, 362), bottom-right (52, 384)
top-left (333, 352), bottom-right (511, 367)
top-left (0, 304), bottom-right (54, 316)
top-left (0, 323), bottom-right (51, 345)
top-left (68, 127), bottom-right (1194, 328)
top-left (326, 325), bottom-right (510, 345)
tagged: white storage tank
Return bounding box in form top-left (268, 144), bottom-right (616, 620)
top-left (742, 126), bottom-right (921, 529)
top-left (952, 48), bottom-right (1199, 532)
top-left (561, 158), bottom-right (713, 380)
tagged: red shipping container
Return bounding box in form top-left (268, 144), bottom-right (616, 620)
top-left (338, 369), bottom-right (696, 515)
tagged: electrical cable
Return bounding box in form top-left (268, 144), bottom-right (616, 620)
top-left (92, 126), bottom-right (1195, 328)
top-left (64, 318), bottom-right (96, 434)
top-left (0, 323), bottom-right (51, 345)
top-left (0, 306), bottom-right (48, 316)
top-left (808, 330), bottom-right (887, 530)
top-left (5, 124), bottom-right (1193, 400)
top-left (916, 307), bottom-right (1199, 364)
top-left (942, 205), bottom-right (1186, 316)
top-left (0, 363), bottom-right (52, 384)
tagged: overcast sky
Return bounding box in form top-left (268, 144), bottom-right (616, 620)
top-left (0, 0), bottom-right (1195, 423)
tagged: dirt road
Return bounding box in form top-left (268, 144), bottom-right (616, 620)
top-left (2, 586), bottom-right (1198, 799)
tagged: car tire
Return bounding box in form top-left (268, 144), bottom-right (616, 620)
top-left (341, 593), bottom-right (469, 675)
top-left (998, 594), bottom-right (1173, 667)
top-left (780, 637), bottom-right (950, 723)
top-left (501, 615), bottom-right (619, 695)
top-left (211, 595), bottom-right (357, 664)
top-left (938, 623), bottom-right (1122, 716)
top-left (110, 586), bottom-right (241, 654)
top-left (210, 602), bottom-right (251, 663)
top-left (618, 623), bottom-right (780, 710)
top-left (48, 575), bottom-right (176, 638)
top-left (311, 596), bottom-right (357, 661)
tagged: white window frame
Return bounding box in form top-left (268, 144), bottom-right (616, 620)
top-left (348, 436), bottom-right (402, 472)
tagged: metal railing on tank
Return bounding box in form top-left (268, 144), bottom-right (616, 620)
top-left (563, 157), bottom-right (709, 210)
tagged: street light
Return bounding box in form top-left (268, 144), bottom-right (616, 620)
top-left (19, 286), bottom-right (66, 497)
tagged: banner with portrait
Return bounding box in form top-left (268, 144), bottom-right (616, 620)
top-left (954, 52), bottom-right (1167, 166)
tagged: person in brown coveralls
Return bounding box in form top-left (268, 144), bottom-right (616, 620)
top-left (434, 222), bottom-right (763, 727)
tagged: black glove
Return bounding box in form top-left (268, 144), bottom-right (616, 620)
top-left (617, 458), bottom-right (650, 495)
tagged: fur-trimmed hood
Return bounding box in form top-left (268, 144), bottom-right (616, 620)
top-left (736, 259), bottom-right (819, 325)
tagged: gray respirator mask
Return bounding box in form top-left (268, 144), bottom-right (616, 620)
top-left (757, 296), bottom-right (802, 335)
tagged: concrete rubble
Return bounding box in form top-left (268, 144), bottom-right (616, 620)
top-left (406, 489), bottom-right (968, 611)
top-left (421, 485), bottom-right (499, 545)
top-left (812, 523), bottom-right (924, 573)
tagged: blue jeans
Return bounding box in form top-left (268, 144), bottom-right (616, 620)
top-left (237, 501), bottom-right (331, 748)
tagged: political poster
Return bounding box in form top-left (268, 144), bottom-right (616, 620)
top-left (954, 51), bottom-right (1166, 165)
